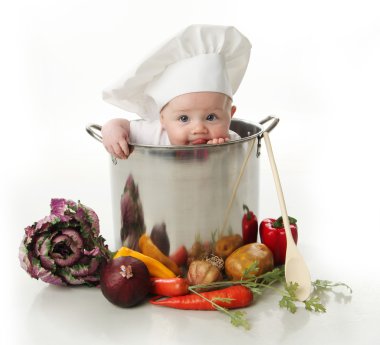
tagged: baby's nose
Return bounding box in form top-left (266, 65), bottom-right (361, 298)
top-left (192, 122), bottom-right (208, 134)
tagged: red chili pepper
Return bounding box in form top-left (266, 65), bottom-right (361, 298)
top-left (150, 285), bottom-right (253, 310)
top-left (242, 204), bottom-right (258, 244)
top-left (259, 216), bottom-right (298, 266)
top-left (150, 277), bottom-right (189, 297)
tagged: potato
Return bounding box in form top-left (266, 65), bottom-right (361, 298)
top-left (225, 243), bottom-right (274, 280)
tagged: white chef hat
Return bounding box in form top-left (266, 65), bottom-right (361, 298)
top-left (103, 24), bottom-right (252, 121)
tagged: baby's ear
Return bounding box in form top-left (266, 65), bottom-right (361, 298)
top-left (231, 105), bottom-right (237, 117)
top-left (160, 113), bottom-right (165, 128)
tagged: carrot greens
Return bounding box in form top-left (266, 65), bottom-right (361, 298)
top-left (188, 263), bottom-right (352, 330)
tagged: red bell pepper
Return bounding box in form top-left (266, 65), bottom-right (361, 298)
top-left (242, 205), bottom-right (258, 244)
top-left (259, 216), bottom-right (298, 266)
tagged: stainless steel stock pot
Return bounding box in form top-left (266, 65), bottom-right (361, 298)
top-left (87, 117), bottom-right (278, 253)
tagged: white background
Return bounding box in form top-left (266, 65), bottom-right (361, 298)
top-left (1, 1), bottom-right (379, 344)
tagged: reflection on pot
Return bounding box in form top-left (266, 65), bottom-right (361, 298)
top-left (174, 148), bottom-right (209, 161)
top-left (120, 174), bottom-right (146, 250)
top-left (150, 222), bottom-right (170, 256)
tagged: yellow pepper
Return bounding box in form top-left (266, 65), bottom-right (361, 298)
top-left (138, 234), bottom-right (180, 275)
top-left (114, 246), bottom-right (176, 278)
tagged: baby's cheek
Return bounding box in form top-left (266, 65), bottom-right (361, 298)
top-left (168, 133), bottom-right (187, 145)
top-left (213, 127), bottom-right (230, 138)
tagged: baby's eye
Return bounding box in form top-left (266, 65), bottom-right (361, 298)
top-left (206, 113), bottom-right (217, 121)
top-left (179, 115), bottom-right (189, 122)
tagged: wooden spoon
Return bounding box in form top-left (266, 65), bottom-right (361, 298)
top-left (263, 132), bottom-right (312, 301)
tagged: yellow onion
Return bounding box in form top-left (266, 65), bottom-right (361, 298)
top-left (187, 260), bottom-right (222, 286)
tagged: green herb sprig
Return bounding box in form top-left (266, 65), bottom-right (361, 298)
top-left (188, 263), bottom-right (352, 330)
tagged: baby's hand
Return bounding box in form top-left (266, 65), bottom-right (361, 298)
top-left (207, 137), bottom-right (230, 145)
top-left (101, 119), bottom-right (131, 159)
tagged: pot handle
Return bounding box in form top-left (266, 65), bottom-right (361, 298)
top-left (86, 124), bottom-right (133, 165)
top-left (259, 115), bottom-right (280, 134)
top-left (86, 124), bottom-right (103, 143)
top-left (256, 116), bottom-right (280, 157)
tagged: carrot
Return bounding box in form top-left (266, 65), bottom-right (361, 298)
top-left (150, 285), bottom-right (253, 310)
top-left (150, 277), bottom-right (189, 297)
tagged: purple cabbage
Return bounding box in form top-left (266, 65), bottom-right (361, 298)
top-left (19, 198), bottom-right (112, 286)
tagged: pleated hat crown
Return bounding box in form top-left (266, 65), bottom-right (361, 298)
top-left (103, 24), bottom-right (252, 120)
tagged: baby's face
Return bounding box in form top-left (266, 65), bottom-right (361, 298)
top-left (160, 92), bottom-right (236, 145)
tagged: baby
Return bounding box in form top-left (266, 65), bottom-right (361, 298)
top-left (102, 92), bottom-right (237, 159)
top-left (101, 25), bottom-right (251, 159)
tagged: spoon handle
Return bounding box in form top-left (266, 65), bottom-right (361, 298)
top-left (221, 138), bottom-right (256, 234)
top-left (263, 131), bottom-right (312, 301)
top-left (262, 132), bottom-right (295, 245)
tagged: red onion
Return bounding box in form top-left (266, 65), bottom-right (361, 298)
top-left (100, 256), bottom-right (150, 307)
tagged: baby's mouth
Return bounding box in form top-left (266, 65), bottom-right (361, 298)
top-left (190, 138), bottom-right (208, 145)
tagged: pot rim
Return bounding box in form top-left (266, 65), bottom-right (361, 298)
top-left (86, 116), bottom-right (279, 151)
